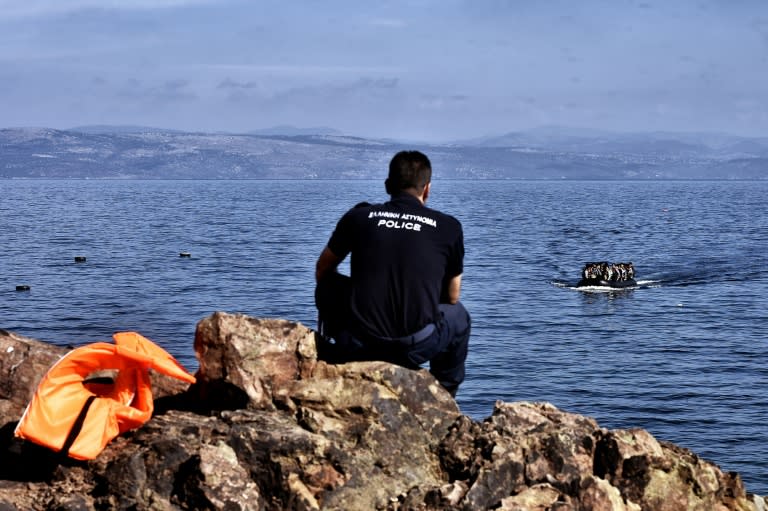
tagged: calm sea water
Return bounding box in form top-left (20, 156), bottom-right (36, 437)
top-left (1, 179), bottom-right (766, 495)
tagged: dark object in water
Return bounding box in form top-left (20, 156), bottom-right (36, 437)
top-left (577, 261), bottom-right (637, 288)
top-left (74, 256), bottom-right (87, 263)
top-left (16, 285), bottom-right (31, 291)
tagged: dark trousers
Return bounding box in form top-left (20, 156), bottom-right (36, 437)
top-left (315, 272), bottom-right (471, 395)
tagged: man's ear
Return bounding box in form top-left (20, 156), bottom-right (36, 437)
top-left (421, 182), bottom-right (431, 203)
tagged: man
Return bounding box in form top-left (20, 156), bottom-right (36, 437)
top-left (314, 150), bottom-right (470, 396)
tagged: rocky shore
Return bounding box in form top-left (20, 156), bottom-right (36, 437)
top-left (1, 312), bottom-right (765, 510)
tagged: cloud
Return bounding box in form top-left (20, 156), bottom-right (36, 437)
top-left (217, 78), bottom-right (265, 103)
top-left (367, 17), bottom-right (407, 28)
top-left (217, 75), bottom-right (400, 102)
top-left (117, 78), bottom-right (197, 104)
top-left (752, 18), bottom-right (768, 47)
top-left (206, 64), bottom-right (404, 77)
top-left (417, 94), bottom-right (469, 111)
top-left (217, 78), bottom-right (260, 90)
top-left (265, 77), bottom-right (400, 104)
top-left (357, 78), bottom-right (399, 90)
top-left (0, 0), bottom-right (216, 19)
top-left (202, 76), bottom-right (406, 131)
top-left (1, 0), bottom-right (766, 139)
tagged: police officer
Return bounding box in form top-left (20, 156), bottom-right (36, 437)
top-left (314, 150), bottom-right (471, 396)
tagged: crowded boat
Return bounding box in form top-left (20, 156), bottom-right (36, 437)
top-left (577, 261), bottom-right (637, 288)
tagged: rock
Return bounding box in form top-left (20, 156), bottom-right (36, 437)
top-left (0, 329), bottom-right (66, 423)
top-left (0, 312), bottom-right (765, 511)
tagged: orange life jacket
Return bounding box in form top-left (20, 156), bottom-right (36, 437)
top-left (14, 332), bottom-right (196, 460)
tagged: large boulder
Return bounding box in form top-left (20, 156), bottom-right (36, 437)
top-left (0, 312), bottom-right (765, 511)
top-left (0, 329), bottom-right (66, 423)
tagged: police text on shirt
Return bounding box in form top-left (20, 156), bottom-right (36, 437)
top-left (368, 211), bottom-right (437, 231)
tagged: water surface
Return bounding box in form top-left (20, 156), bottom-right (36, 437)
top-left (1, 179), bottom-right (766, 494)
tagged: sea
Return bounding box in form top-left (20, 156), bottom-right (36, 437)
top-left (1, 179), bottom-right (766, 495)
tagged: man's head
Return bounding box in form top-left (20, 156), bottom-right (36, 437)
top-left (385, 151), bottom-right (432, 202)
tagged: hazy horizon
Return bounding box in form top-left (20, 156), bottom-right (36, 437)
top-left (1, 1), bottom-right (767, 142)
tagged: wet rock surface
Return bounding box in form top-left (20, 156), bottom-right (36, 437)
top-left (1, 313), bottom-right (765, 510)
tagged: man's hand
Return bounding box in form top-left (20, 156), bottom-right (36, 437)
top-left (315, 246), bottom-right (344, 282)
top-left (443, 274), bottom-right (462, 304)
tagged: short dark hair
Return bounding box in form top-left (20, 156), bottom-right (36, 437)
top-left (385, 151), bottom-right (432, 195)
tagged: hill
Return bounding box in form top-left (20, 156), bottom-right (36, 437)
top-left (1, 126), bottom-right (766, 179)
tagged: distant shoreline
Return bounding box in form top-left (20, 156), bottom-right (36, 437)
top-left (2, 127), bottom-right (766, 180)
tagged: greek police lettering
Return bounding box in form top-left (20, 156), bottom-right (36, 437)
top-left (368, 211), bottom-right (400, 219)
top-left (400, 213), bottom-right (437, 228)
top-left (369, 210), bottom-right (437, 231)
top-left (376, 218), bottom-right (422, 231)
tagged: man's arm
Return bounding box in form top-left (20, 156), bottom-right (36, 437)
top-left (315, 246), bottom-right (344, 283)
top-left (443, 274), bottom-right (462, 304)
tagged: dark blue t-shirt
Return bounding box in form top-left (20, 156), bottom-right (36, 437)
top-left (327, 192), bottom-right (464, 339)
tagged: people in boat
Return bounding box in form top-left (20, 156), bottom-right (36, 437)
top-left (314, 150), bottom-right (471, 397)
top-left (580, 261), bottom-right (635, 282)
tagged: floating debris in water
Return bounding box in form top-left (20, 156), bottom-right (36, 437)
top-left (74, 256), bottom-right (87, 263)
top-left (16, 285), bottom-right (31, 291)
top-left (179, 252), bottom-right (191, 258)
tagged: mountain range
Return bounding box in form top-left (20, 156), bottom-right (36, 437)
top-left (1, 125), bottom-right (766, 179)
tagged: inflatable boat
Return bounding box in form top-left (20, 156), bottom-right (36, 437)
top-left (576, 261), bottom-right (637, 288)
top-left (576, 277), bottom-right (637, 288)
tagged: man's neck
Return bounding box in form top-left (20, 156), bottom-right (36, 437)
top-left (392, 189), bottom-right (426, 205)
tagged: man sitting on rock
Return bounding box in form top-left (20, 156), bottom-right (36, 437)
top-left (314, 150), bottom-right (471, 397)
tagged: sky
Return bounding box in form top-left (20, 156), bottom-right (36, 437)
top-left (1, 0), bottom-right (767, 142)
